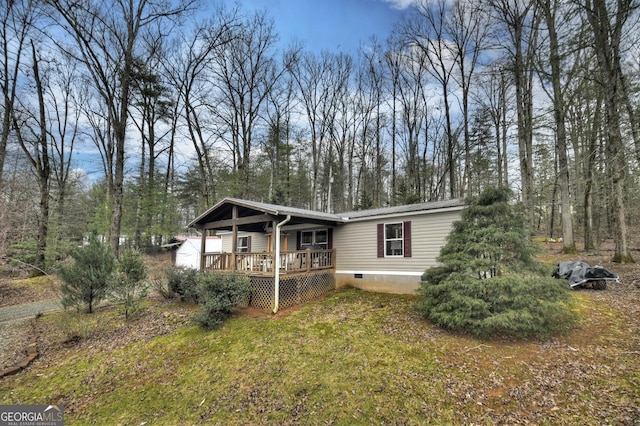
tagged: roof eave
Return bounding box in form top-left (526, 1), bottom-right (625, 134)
top-left (342, 204), bottom-right (465, 223)
top-left (188, 197), bottom-right (340, 229)
top-left (187, 197), bottom-right (237, 228)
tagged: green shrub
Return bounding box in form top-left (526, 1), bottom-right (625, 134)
top-left (111, 249), bottom-right (148, 320)
top-left (150, 278), bottom-right (174, 299)
top-left (193, 272), bottom-right (251, 329)
top-left (166, 266), bottom-right (199, 302)
top-left (59, 235), bottom-right (116, 313)
top-left (417, 187), bottom-right (578, 339)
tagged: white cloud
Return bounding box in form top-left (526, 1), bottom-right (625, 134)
top-left (380, 0), bottom-right (465, 10)
top-left (380, 0), bottom-right (421, 10)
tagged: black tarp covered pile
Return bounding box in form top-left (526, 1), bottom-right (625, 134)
top-left (553, 261), bottom-right (620, 289)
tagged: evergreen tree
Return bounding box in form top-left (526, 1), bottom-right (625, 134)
top-left (417, 187), bottom-right (577, 339)
top-left (59, 235), bottom-right (116, 313)
top-left (111, 248), bottom-right (148, 320)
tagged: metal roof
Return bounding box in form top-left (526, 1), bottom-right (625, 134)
top-left (223, 198), bottom-right (343, 222)
top-left (189, 197), bottom-right (464, 229)
top-left (188, 197), bottom-right (344, 230)
top-left (338, 198), bottom-right (465, 220)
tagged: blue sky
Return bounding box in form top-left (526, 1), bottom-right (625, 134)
top-left (73, 0), bottom-right (419, 181)
top-left (227, 0), bottom-right (417, 54)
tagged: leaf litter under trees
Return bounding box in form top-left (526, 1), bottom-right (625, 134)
top-left (0, 247), bottom-right (638, 424)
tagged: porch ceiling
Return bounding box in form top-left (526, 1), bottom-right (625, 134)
top-left (189, 198), bottom-right (343, 232)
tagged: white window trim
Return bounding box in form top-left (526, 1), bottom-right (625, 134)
top-left (237, 236), bottom-right (249, 252)
top-left (384, 222), bottom-right (404, 257)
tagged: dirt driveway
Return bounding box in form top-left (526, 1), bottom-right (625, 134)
top-left (0, 299), bottom-right (62, 324)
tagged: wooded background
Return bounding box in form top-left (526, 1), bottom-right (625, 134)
top-left (1, 0), bottom-right (638, 270)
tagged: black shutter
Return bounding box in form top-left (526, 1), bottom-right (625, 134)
top-left (377, 223), bottom-right (384, 258)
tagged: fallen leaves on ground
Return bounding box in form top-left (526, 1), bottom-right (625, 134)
top-left (1, 246), bottom-right (639, 424)
top-left (0, 276), bottom-right (60, 307)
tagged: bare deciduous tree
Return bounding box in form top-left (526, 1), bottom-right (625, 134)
top-left (0, 0), bottom-right (36, 184)
top-left (209, 11), bottom-right (285, 198)
top-left (404, 0), bottom-right (460, 199)
top-left (583, 0), bottom-right (637, 262)
top-left (289, 51), bottom-right (352, 210)
top-left (473, 64), bottom-right (514, 190)
top-left (448, 0), bottom-right (490, 197)
top-left (164, 12), bottom-right (238, 208)
top-left (12, 42), bottom-right (51, 272)
top-left (46, 0), bottom-right (195, 256)
top-left (537, 0), bottom-right (575, 252)
top-left (488, 0), bottom-right (541, 228)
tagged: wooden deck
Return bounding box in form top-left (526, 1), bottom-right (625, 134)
top-left (202, 249), bottom-right (336, 276)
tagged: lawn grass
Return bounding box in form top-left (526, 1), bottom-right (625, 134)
top-left (1, 288), bottom-right (638, 424)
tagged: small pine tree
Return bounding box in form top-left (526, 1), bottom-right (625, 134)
top-left (417, 187), bottom-right (577, 339)
top-left (111, 248), bottom-right (148, 320)
top-left (59, 235), bottom-right (116, 313)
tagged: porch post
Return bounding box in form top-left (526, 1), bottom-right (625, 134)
top-left (231, 205), bottom-right (238, 271)
top-left (200, 229), bottom-right (206, 270)
top-left (273, 215), bottom-right (291, 313)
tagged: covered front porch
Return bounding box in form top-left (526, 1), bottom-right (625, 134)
top-left (202, 248), bottom-right (336, 275)
top-left (188, 198), bottom-right (343, 312)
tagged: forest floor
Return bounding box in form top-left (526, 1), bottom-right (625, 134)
top-left (0, 246), bottom-right (639, 424)
top-left (0, 275), bottom-right (61, 372)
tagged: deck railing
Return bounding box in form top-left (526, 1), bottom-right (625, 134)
top-left (202, 249), bottom-right (335, 275)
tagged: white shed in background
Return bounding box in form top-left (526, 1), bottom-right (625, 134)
top-left (174, 236), bottom-right (221, 269)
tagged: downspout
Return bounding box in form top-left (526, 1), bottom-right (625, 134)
top-left (273, 215), bottom-right (291, 314)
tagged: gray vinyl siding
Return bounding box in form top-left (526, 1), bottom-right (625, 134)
top-left (220, 232), bottom-right (268, 253)
top-left (333, 209), bottom-right (461, 273)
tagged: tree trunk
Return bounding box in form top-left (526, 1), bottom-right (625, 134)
top-left (0, 1), bottom-right (32, 184)
top-left (490, 0), bottom-right (539, 228)
top-left (539, 0), bottom-right (575, 252)
top-left (111, 39), bottom-right (134, 258)
top-left (11, 41), bottom-right (51, 273)
top-left (584, 0), bottom-right (634, 263)
top-left (33, 43), bottom-right (50, 273)
top-left (582, 93), bottom-right (601, 252)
